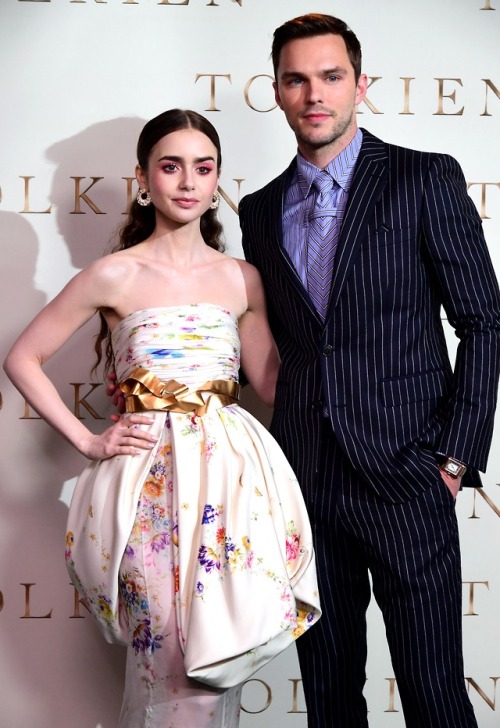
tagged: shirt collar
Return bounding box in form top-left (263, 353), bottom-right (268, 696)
top-left (296, 128), bottom-right (363, 199)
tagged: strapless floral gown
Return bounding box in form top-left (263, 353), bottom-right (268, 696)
top-left (66, 304), bottom-right (321, 728)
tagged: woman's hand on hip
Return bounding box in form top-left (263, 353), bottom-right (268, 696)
top-left (81, 414), bottom-right (158, 460)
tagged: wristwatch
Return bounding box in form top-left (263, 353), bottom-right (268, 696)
top-left (441, 457), bottom-right (467, 478)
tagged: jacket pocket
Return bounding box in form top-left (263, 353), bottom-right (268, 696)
top-left (380, 368), bottom-right (447, 408)
top-left (373, 224), bottom-right (414, 246)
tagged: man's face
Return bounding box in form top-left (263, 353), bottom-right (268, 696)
top-left (274, 34), bottom-right (367, 162)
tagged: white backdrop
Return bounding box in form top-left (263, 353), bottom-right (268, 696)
top-left (0, 1), bottom-right (499, 726)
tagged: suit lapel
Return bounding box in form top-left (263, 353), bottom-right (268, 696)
top-left (326, 131), bottom-right (388, 317)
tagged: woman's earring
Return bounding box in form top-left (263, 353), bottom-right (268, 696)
top-left (136, 188), bottom-right (152, 207)
top-left (210, 191), bottom-right (220, 210)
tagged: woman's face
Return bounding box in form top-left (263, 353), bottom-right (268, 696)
top-left (137, 128), bottom-right (219, 225)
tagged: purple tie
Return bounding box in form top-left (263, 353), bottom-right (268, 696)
top-left (307, 169), bottom-right (340, 319)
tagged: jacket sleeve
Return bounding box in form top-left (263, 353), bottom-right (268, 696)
top-left (422, 153), bottom-right (500, 470)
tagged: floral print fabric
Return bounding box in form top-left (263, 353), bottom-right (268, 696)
top-left (66, 305), bottom-right (320, 727)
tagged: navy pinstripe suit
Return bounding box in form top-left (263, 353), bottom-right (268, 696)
top-left (239, 129), bottom-right (500, 727)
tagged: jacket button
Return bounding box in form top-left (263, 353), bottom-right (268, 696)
top-left (312, 400), bottom-right (323, 412)
top-left (322, 344), bottom-right (333, 356)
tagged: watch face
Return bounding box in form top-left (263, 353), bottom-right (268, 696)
top-left (443, 459), bottom-right (466, 478)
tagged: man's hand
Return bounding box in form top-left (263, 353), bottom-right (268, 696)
top-left (105, 371), bottom-right (126, 421)
top-left (438, 468), bottom-right (462, 499)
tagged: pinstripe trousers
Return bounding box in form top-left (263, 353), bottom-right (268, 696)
top-left (295, 419), bottom-right (478, 728)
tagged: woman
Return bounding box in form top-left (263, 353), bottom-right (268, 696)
top-left (4, 109), bottom-right (320, 727)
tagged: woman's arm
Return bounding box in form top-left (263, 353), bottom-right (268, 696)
top-left (237, 261), bottom-right (280, 408)
top-left (3, 259), bottom-right (156, 459)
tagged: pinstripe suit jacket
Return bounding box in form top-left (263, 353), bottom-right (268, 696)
top-left (239, 129), bottom-right (500, 504)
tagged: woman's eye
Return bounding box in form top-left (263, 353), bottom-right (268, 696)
top-left (197, 166), bottom-right (212, 175)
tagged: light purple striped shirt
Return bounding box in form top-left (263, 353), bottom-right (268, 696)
top-left (283, 129), bottom-right (363, 287)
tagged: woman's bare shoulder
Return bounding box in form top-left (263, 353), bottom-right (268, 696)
top-left (84, 248), bottom-right (142, 286)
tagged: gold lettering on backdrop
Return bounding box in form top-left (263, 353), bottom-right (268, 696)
top-left (70, 584), bottom-right (90, 619)
top-left (218, 180), bottom-right (245, 214)
top-left (19, 176), bottom-right (52, 214)
top-left (465, 677), bottom-right (499, 710)
top-left (206, 0), bottom-right (242, 5)
top-left (434, 78), bottom-right (464, 115)
top-left (71, 177), bottom-right (105, 214)
top-left (467, 182), bottom-right (500, 219)
top-left (71, 383), bottom-right (105, 420)
top-left (399, 77), bottom-right (415, 115)
top-left (481, 79), bottom-right (500, 116)
top-left (21, 387), bottom-right (105, 419)
top-left (70, 382), bottom-right (104, 420)
top-left (468, 486), bottom-right (500, 519)
top-left (244, 74), bottom-right (276, 113)
top-left (463, 581), bottom-right (489, 616)
top-left (20, 583), bottom-right (52, 619)
top-left (5, 176), bottom-right (497, 222)
top-left (384, 677), bottom-right (400, 713)
top-left (195, 74), bottom-right (231, 112)
top-left (358, 76), bottom-right (383, 114)
top-left (287, 679), bottom-right (306, 713)
top-left (20, 400), bottom-right (42, 419)
top-left (123, 176), bottom-right (137, 212)
top-left (240, 679), bottom-right (272, 713)
top-left (480, 0), bottom-right (496, 8)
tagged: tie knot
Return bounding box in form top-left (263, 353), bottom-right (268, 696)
top-left (313, 169), bottom-right (334, 196)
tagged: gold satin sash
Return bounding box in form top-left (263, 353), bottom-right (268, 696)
top-left (119, 367), bottom-right (240, 416)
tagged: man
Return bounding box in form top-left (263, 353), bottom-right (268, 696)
top-left (238, 13), bottom-right (500, 728)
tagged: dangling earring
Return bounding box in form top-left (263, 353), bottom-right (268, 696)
top-left (136, 188), bottom-right (152, 207)
top-left (210, 190), bottom-right (220, 210)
